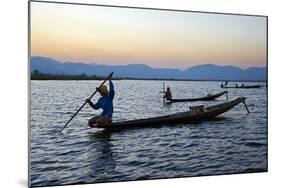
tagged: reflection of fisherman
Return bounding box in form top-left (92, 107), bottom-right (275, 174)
top-left (164, 87), bottom-right (172, 100)
top-left (86, 77), bottom-right (114, 127)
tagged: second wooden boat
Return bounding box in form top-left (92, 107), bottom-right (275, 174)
top-left (220, 84), bottom-right (263, 89)
top-left (166, 91), bottom-right (228, 103)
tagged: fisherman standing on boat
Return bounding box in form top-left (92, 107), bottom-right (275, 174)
top-left (164, 87), bottom-right (172, 100)
top-left (86, 76), bottom-right (114, 127)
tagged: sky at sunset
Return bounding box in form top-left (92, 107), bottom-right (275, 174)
top-left (30, 1), bottom-right (267, 69)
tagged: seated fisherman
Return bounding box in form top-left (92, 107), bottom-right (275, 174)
top-left (163, 87), bottom-right (172, 100)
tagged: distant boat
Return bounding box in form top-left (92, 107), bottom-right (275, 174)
top-left (92, 97), bottom-right (247, 131)
top-left (220, 84), bottom-right (264, 89)
top-left (166, 91), bottom-right (228, 103)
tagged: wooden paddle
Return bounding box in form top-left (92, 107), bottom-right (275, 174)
top-left (60, 72), bottom-right (114, 132)
top-left (225, 91), bottom-right (229, 100)
top-left (243, 100), bottom-right (250, 114)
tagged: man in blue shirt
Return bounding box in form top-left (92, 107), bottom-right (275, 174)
top-left (86, 78), bottom-right (115, 127)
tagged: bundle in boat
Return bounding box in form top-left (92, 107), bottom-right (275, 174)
top-left (190, 105), bottom-right (205, 114)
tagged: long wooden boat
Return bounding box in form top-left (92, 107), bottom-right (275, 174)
top-left (167, 91), bottom-right (228, 103)
top-left (92, 97), bottom-right (247, 131)
top-left (221, 84), bottom-right (263, 89)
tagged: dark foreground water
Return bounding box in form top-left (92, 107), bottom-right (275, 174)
top-left (30, 80), bottom-right (267, 187)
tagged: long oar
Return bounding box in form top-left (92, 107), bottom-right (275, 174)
top-left (60, 72), bottom-right (114, 132)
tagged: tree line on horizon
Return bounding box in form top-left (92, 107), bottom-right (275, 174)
top-left (31, 69), bottom-right (266, 82)
top-left (31, 70), bottom-right (110, 80)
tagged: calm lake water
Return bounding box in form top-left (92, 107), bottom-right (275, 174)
top-left (30, 80), bottom-right (267, 187)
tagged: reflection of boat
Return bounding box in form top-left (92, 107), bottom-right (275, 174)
top-left (220, 84), bottom-right (263, 89)
top-left (93, 97), bottom-right (248, 131)
top-left (166, 91), bottom-right (228, 103)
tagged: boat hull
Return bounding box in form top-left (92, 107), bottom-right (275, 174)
top-left (93, 97), bottom-right (246, 131)
top-left (168, 91), bottom-right (227, 102)
top-left (221, 84), bottom-right (263, 89)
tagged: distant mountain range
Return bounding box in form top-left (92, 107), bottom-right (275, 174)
top-left (30, 56), bottom-right (267, 81)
